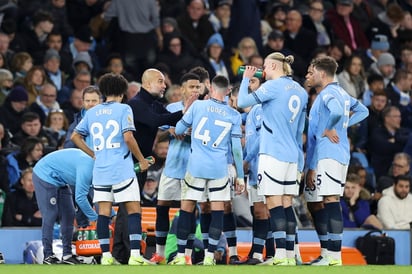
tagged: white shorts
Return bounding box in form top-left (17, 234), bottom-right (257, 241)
top-left (93, 177), bottom-right (140, 203)
top-left (247, 184), bottom-right (265, 204)
top-left (157, 174), bottom-right (182, 201)
top-left (304, 159), bottom-right (347, 202)
top-left (257, 154), bottom-right (299, 196)
top-left (182, 172), bottom-right (230, 202)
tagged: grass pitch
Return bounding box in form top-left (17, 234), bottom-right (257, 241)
top-left (1, 265), bottom-right (412, 274)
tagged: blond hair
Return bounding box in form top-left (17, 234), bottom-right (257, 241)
top-left (266, 52), bottom-right (294, 75)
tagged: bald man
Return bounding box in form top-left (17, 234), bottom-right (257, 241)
top-left (112, 68), bottom-right (196, 263)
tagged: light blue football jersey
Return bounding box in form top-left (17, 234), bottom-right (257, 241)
top-left (75, 102), bottom-right (136, 186)
top-left (175, 98), bottom-right (242, 179)
top-left (33, 148), bottom-right (97, 221)
top-left (162, 101), bottom-right (191, 179)
top-left (238, 76), bottom-right (308, 164)
top-left (306, 82), bottom-right (369, 169)
top-left (244, 104), bottom-right (262, 186)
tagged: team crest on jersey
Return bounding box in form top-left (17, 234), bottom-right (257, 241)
top-left (49, 197), bottom-right (57, 205)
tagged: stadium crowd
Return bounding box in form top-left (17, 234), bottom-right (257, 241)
top-left (0, 0), bottom-right (412, 266)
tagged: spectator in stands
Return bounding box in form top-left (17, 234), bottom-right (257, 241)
top-left (11, 10), bottom-right (54, 65)
top-left (208, 0), bottom-right (231, 46)
top-left (0, 68), bottom-right (13, 105)
top-left (283, 9), bottom-right (318, 64)
top-left (302, 0), bottom-right (332, 47)
top-left (104, 0), bottom-right (162, 82)
top-left (368, 0), bottom-right (387, 17)
top-left (127, 82), bottom-right (141, 101)
top-left (5, 136), bottom-right (44, 190)
top-left (44, 0), bottom-right (73, 43)
top-left (360, 34), bottom-right (390, 72)
top-left (11, 112), bottom-right (56, 150)
top-left (228, 0), bottom-right (262, 53)
top-left (66, 0), bottom-right (105, 34)
top-left (23, 66), bottom-right (47, 105)
top-left (377, 175), bottom-right (412, 229)
top-left (43, 110), bottom-right (69, 145)
top-left (157, 32), bottom-right (203, 84)
top-left (0, 86), bottom-right (28, 135)
top-left (356, 89), bottom-right (387, 152)
top-left (71, 51), bottom-right (93, 77)
top-left (28, 83), bottom-right (61, 126)
top-left (61, 89), bottom-right (82, 125)
top-left (264, 3), bottom-right (289, 33)
top-left (368, 52), bottom-right (396, 86)
top-left (164, 84), bottom-right (182, 105)
top-left (0, 32), bottom-right (14, 68)
top-left (367, 3), bottom-right (404, 41)
top-left (337, 54), bottom-right (367, 99)
top-left (2, 167), bottom-right (42, 226)
top-left (340, 173), bottom-right (383, 229)
top-left (162, 17), bottom-right (180, 36)
top-left (369, 106), bottom-right (410, 180)
top-left (104, 53), bottom-right (133, 82)
top-left (63, 85), bottom-right (101, 148)
top-left (46, 31), bottom-right (72, 76)
top-left (43, 49), bottom-right (70, 104)
top-left (351, 0), bottom-right (375, 32)
top-left (230, 37), bottom-right (259, 77)
top-left (385, 68), bottom-right (412, 107)
top-left (61, 70), bottom-right (91, 122)
top-left (326, 40), bottom-right (347, 73)
top-left (10, 52), bottom-right (33, 85)
top-left (201, 33), bottom-right (232, 82)
top-left (325, 0), bottom-right (370, 54)
top-left (262, 30), bottom-right (306, 80)
top-left (177, 0), bottom-right (215, 53)
top-left (362, 73), bottom-right (385, 107)
top-left (376, 152), bottom-right (411, 198)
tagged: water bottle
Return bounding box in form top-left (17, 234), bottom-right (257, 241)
top-left (237, 66), bottom-right (265, 78)
top-left (134, 156), bottom-right (155, 173)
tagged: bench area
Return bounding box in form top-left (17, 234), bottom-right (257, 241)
top-left (141, 207), bottom-right (180, 237)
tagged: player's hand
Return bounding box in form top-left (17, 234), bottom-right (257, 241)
top-left (183, 93), bottom-right (199, 114)
top-left (243, 66), bottom-right (257, 79)
top-left (323, 128), bottom-right (339, 143)
top-left (296, 170), bottom-right (303, 183)
top-left (243, 161), bottom-right (249, 174)
top-left (235, 178), bottom-right (246, 194)
top-left (305, 169), bottom-right (316, 189)
top-left (169, 127), bottom-right (185, 140)
top-left (139, 159), bottom-right (150, 172)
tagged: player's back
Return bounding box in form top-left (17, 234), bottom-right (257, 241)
top-left (163, 101), bottom-right (191, 179)
top-left (256, 76), bottom-right (308, 163)
top-left (187, 99), bottom-right (242, 179)
top-left (77, 102), bottom-right (136, 185)
top-left (314, 83), bottom-right (354, 165)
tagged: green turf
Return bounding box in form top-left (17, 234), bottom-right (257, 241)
top-left (1, 265), bottom-right (412, 274)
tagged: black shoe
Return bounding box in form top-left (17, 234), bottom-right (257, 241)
top-left (43, 255), bottom-right (60, 265)
top-left (229, 255), bottom-right (246, 265)
top-left (61, 255), bottom-right (82, 265)
top-left (0, 252), bottom-right (5, 264)
top-left (246, 257), bottom-right (263, 265)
